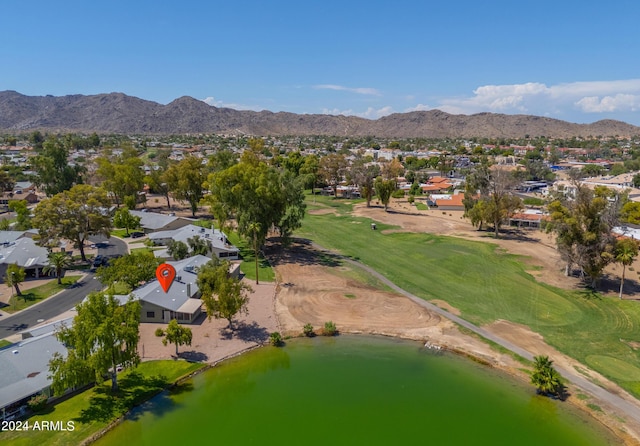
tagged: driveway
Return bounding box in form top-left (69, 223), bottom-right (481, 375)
top-left (0, 236), bottom-right (128, 337)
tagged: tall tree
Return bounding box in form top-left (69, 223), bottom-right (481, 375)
top-left (351, 160), bottom-right (380, 207)
top-left (145, 167), bottom-right (172, 209)
top-left (167, 240), bottom-right (189, 260)
top-left (374, 177), bottom-right (395, 211)
top-left (32, 185), bottom-right (113, 262)
top-left (208, 151), bottom-right (305, 248)
top-left (248, 222), bottom-right (261, 284)
top-left (546, 185), bottom-right (618, 288)
top-left (95, 147), bottom-right (145, 208)
top-left (0, 170), bottom-right (15, 192)
top-left (165, 156), bottom-right (207, 217)
top-left (614, 237), bottom-right (639, 299)
top-left (31, 136), bottom-right (84, 196)
top-left (5, 263), bottom-right (25, 297)
top-left (319, 153), bottom-right (348, 198)
top-left (113, 207), bottom-right (141, 236)
top-left (43, 252), bottom-right (72, 285)
top-left (299, 154), bottom-right (321, 195)
top-left (162, 319), bottom-right (193, 355)
top-left (197, 260), bottom-right (252, 331)
top-left (48, 292), bottom-right (141, 394)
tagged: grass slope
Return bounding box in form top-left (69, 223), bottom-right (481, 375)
top-left (296, 197), bottom-right (640, 398)
top-left (0, 360), bottom-right (205, 446)
top-left (5, 276), bottom-right (82, 313)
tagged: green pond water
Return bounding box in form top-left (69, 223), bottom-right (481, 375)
top-left (95, 336), bottom-right (620, 446)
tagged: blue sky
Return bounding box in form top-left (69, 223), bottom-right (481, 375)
top-left (4, 0), bottom-right (640, 125)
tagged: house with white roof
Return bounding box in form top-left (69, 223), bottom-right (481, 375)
top-left (0, 237), bottom-right (49, 280)
top-left (148, 224), bottom-right (239, 260)
top-left (117, 255), bottom-right (240, 324)
top-left (129, 210), bottom-right (193, 233)
top-left (0, 317), bottom-right (72, 417)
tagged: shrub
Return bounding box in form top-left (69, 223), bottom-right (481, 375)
top-left (154, 328), bottom-right (164, 337)
top-left (323, 321), bottom-right (337, 336)
top-left (269, 331), bottom-right (283, 346)
top-left (391, 189), bottom-right (405, 198)
top-left (303, 323), bottom-right (315, 337)
top-left (407, 195), bottom-right (415, 204)
top-left (27, 394), bottom-right (48, 412)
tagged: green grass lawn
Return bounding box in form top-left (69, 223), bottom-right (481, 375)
top-left (110, 228), bottom-right (140, 238)
top-left (0, 339), bottom-right (12, 349)
top-left (415, 202), bottom-right (429, 211)
top-left (225, 231), bottom-right (275, 283)
top-left (295, 197), bottom-right (640, 399)
top-left (4, 276), bottom-right (82, 313)
top-left (0, 360), bottom-right (205, 446)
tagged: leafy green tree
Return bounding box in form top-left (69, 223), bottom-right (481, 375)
top-left (95, 251), bottom-right (162, 292)
top-left (546, 185), bottom-right (617, 287)
top-left (530, 355), bottom-right (563, 397)
top-left (580, 164), bottom-right (604, 178)
top-left (299, 154), bottom-right (321, 194)
top-left (145, 167), bottom-right (172, 209)
top-left (374, 177), bottom-right (395, 211)
top-left (8, 199), bottom-right (31, 230)
top-left (5, 263), bottom-right (25, 297)
top-left (48, 292), bottom-right (141, 394)
top-left (96, 148), bottom-right (145, 208)
top-left (31, 136), bottom-right (84, 196)
top-left (248, 222), bottom-right (261, 284)
top-left (113, 207), bottom-right (141, 236)
top-left (614, 237), bottom-right (639, 299)
top-left (197, 260), bottom-right (252, 331)
top-left (319, 153), bottom-right (348, 198)
top-left (167, 240), bottom-right (189, 260)
top-left (187, 235), bottom-right (212, 256)
top-left (165, 156), bottom-right (207, 217)
top-left (43, 252), bottom-right (72, 285)
top-left (620, 201), bottom-right (640, 224)
top-left (0, 170), bottom-right (15, 192)
top-left (32, 185), bottom-right (112, 262)
top-left (351, 160), bottom-right (380, 207)
top-left (208, 151), bottom-right (305, 248)
top-left (162, 319), bottom-right (193, 355)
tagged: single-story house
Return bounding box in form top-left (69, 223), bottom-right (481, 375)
top-left (148, 224), bottom-right (239, 260)
top-left (129, 210), bottom-right (193, 233)
top-left (117, 255), bottom-right (240, 324)
top-left (0, 317), bottom-right (71, 417)
top-left (0, 237), bottom-right (49, 280)
top-left (433, 192), bottom-right (465, 211)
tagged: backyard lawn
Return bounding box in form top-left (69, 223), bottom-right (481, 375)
top-left (296, 196), bottom-right (640, 398)
top-left (0, 360), bottom-right (205, 446)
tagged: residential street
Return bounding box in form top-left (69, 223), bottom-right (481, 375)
top-left (0, 236), bottom-right (128, 336)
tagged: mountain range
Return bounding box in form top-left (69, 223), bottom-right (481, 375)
top-left (1, 90), bottom-right (639, 139)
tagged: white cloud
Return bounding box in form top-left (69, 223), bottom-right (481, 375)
top-left (313, 84), bottom-right (381, 96)
top-left (575, 94), bottom-right (640, 113)
top-left (404, 104), bottom-right (431, 112)
top-left (200, 96), bottom-right (263, 111)
top-left (321, 106), bottom-right (393, 119)
top-left (431, 79), bottom-right (640, 117)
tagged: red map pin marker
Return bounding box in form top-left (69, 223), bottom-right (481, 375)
top-left (156, 263), bottom-right (176, 293)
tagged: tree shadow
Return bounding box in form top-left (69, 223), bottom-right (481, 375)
top-left (178, 350), bottom-right (208, 362)
top-left (268, 238), bottom-right (342, 268)
top-left (576, 288), bottom-right (602, 300)
top-left (596, 273), bottom-right (640, 298)
top-left (76, 371), bottom-right (172, 424)
top-left (219, 321), bottom-right (269, 344)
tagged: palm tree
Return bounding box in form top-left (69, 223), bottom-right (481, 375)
top-left (615, 238), bottom-right (639, 299)
top-left (43, 251), bottom-right (73, 285)
top-left (530, 355), bottom-right (563, 397)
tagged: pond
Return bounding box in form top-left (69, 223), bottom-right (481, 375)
top-left (95, 335), bottom-right (620, 445)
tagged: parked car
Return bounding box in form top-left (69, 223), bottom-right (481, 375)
top-left (93, 255), bottom-right (104, 267)
top-left (131, 231), bottom-right (145, 238)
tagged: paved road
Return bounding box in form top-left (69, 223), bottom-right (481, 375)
top-left (311, 242), bottom-right (640, 426)
top-left (0, 236), bottom-right (128, 335)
